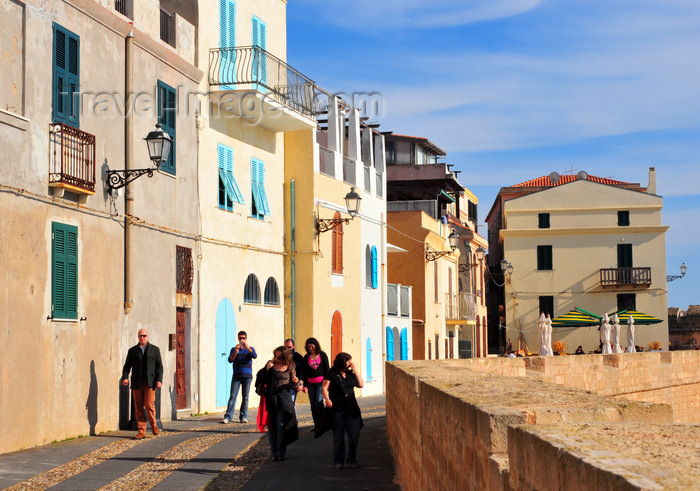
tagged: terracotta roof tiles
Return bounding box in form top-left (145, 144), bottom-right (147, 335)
top-left (512, 174), bottom-right (629, 188)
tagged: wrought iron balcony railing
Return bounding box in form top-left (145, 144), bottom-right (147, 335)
top-left (600, 267), bottom-right (652, 287)
top-left (209, 46), bottom-right (317, 118)
top-left (49, 123), bottom-right (96, 194)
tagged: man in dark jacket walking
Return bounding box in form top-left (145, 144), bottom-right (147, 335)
top-left (121, 329), bottom-right (163, 439)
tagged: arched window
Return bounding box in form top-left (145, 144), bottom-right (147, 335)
top-left (365, 245), bottom-right (372, 287)
top-left (331, 211), bottom-right (343, 274)
top-left (243, 274), bottom-right (261, 304)
top-left (263, 277), bottom-right (279, 306)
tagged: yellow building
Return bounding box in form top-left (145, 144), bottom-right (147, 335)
top-left (485, 169), bottom-right (669, 354)
top-left (284, 94), bottom-right (387, 395)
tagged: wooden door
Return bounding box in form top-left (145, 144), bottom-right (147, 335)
top-left (175, 308), bottom-right (187, 409)
top-left (331, 310), bottom-right (342, 361)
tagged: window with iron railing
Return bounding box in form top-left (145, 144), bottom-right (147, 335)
top-left (49, 123), bottom-right (96, 194)
top-left (114, 0), bottom-right (133, 19)
top-left (160, 7), bottom-right (175, 47)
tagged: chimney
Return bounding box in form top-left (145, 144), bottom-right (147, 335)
top-left (647, 167), bottom-right (657, 195)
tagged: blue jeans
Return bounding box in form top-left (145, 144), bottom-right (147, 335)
top-left (224, 377), bottom-right (251, 421)
top-left (332, 411), bottom-right (361, 466)
top-left (268, 411), bottom-right (289, 457)
top-left (307, 382), bottom-right (324, 427)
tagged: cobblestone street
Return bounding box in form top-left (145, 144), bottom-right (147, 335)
top-left (0, 395), bottom-right (397, 491)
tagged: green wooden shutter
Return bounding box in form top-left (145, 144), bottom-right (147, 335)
top-left (53, 23), bottom-right (80, 126)
top-left (52, 222), bottom-right (78, 319)
top-left (157, 81), bottom-right (176, 175)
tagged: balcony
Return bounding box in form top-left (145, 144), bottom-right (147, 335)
top-left (49, 123), bottom-right (95, 195)
top-left (600, 267), bottom-right (652, 287)
top-left (209, 46), bottom-right (317, 132)
top-left (445, 292), bottom-right (477, 321)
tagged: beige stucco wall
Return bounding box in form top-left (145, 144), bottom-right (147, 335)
top-left (501, 179), bottom-right (669, 354)
top-left (0, 0), bottom-right (202, 453)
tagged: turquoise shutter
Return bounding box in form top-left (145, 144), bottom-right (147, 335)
top-left (53, 23), bottom-right (80, 126)
top-left (258, 160), bottom-right (270, 215)
top-left (158, 81), bottom-right (176, 175)
top-left (252, 16), bottom-right (267, 89)
top-left (217, 144), bottom-right (232, 210)
top-left (400, 328), bottom-right (408, 360)
top-left (371, 245), bottom-right (378, 289)
top-left (219, 0), bottom-right (236, 89)
top-left (386, 326), bottom-right (394, 361)
top-left (52, 222), bottom-right (78, 319)
top-left (250, 158), bottom-right (270, 217)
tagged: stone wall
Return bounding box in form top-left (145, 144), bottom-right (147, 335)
top-left (386, 351), bottom-right (700, 490)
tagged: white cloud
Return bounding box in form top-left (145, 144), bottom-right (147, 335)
top-left (301, 0), bottom-right (545, 29)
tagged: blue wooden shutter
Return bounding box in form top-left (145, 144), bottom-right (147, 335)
top-left (219, 0), bottom-right (236, 89)
top-left (158, 81), bottom-right (176, 175)
top-left (371, 245), bottom-right (378, 289)
top-left (252, 16), bottom-right (267, 89)
top-left (52, 222), bottom-right (78, 319)
top-left (250, 158), bottom-right (270, 217)
top-left (386, 326), bottom-right (394, 361)
top-left (53, 23), bottom-right (80, 126)
top-left (400, 328), bottom-right (408, 360)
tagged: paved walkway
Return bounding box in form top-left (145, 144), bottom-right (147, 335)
top-left (0, 395), bottom-right (398, 491)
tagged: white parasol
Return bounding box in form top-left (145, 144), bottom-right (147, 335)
top-left (545, 314), bottom-right (554, 356)
top-left (538, 313), bottom-right (548, 356)
top-left (600, 312), bottom-right (612, 354)
top-left (625, 314), bottom-right (636, 352)
top-left (611, 314), bottom-right (623, 353)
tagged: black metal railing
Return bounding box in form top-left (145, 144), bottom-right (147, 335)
top-left (209, 46), bottom-right (318, 117)
top-left (49, 123), bottom-right (95, 193)
top-left (114, 0), bottom-right (132, 19)
top-left (600, 267), bottom-right (652, 286)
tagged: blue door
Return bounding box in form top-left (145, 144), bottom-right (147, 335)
top-left (366, 338), bottom-right (373, 382)
top-left (216, 298), bottom-right (236, 406)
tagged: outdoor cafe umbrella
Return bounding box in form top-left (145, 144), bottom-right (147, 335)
top-left (600, 313), bottom-right (612, 354)
top-left (545, 314), bottom-right (553, 356)
top-left (614, 310), bottom-right (663, 325)
top-left (538, 313), bottom-right (547, 356)
top-left (550, 307), bottom-right (601, 328)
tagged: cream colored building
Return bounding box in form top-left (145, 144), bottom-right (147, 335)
top-left (0, 0), bottom-right (202, 453)
top-left (486, 170), bottom-right (669, 354)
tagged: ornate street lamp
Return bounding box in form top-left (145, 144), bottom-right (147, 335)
top-left (426, 230), bottom-right (460, 261)
top-left (667, 263), bottom-right (687, 282)
top-left (315, 186), bottom-right (362, 234)
top-left (107, 123), bottom-right (173, 191)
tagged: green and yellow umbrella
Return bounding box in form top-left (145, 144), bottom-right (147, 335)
top-left (550, 307), bottom-right (601, 328)
top-left (613, 310), bottom-right (663, 325)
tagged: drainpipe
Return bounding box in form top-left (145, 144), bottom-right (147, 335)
top-left (290, 179), bottom-right (296, 340)
top-left (124, 29), bottom-right (134, 313)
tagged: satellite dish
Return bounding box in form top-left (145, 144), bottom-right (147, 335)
top-left (577, 170), bottom-right (588, 180)
top-left (549, 171), bottom-right (560, 184)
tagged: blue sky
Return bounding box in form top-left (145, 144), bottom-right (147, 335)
top-left (286, 0), bottom-right (699, 309)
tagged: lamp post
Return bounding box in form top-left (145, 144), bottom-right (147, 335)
top-left (425, 230), bottom-right (460, 261)
top-left (107, 123), bottom-right (172, 191)
top-left (315, 186), bottom-right (362, 234)
top-left (667, 263), bottom-right (687, 282)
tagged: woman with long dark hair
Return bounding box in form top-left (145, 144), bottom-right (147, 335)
top-left (322, 352), bottom-right (364, 469)
top-left (263, 346), bottom-right (299, 461)
top-left (300, 337), bottom-right (329, 431)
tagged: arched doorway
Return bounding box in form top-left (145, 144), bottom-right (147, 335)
top-left (331, 310), bottom-right (343, 360)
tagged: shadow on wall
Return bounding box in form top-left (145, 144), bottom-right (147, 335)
top-left (86, 360), bottom-right (98, 435)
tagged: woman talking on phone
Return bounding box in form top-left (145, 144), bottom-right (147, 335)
top-left (322, 352), bottom-right (364, 469)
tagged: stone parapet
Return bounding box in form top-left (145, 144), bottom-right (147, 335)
top-left (386, 351), bottom-right (700, 490)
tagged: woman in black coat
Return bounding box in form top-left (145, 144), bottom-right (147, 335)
top-left (263, 346), bottom-right (299, 461)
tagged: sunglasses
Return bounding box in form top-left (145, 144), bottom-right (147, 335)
top-left (238, 337), bottom-right (246, 340)
top-left (138, 334), bottom-right (148, 337)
